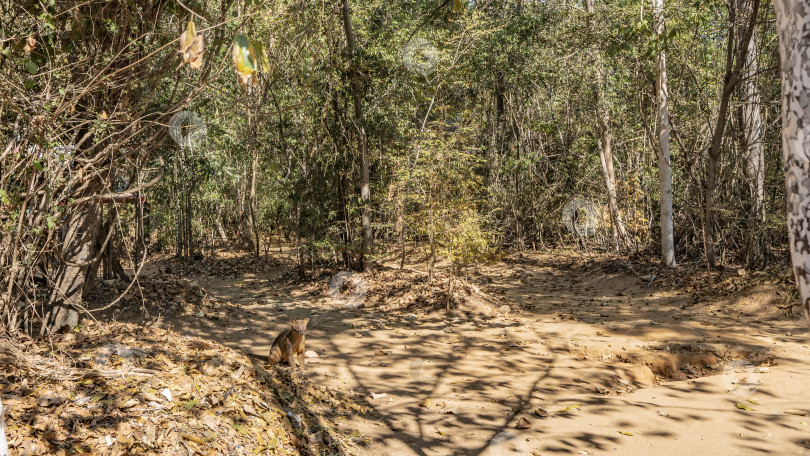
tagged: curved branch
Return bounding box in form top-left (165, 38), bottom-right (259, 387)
top-left (71, 156), bottom-right (165, 205)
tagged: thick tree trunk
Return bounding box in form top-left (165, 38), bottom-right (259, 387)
top-left (737, 0), bottom-right (766, 267)
top-left (342, 0), bottom-right (372, 272)
top-left (654, 0), bottom-right (676, 267)
top-left (774, 0), bottom-right (810, 322)
top-left (42, 197), bottom-right (101, 336)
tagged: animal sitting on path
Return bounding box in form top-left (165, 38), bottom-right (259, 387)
top-left (267, 318), bottom-right (309, 371)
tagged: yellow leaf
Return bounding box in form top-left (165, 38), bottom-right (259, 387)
top-left (558, 404), bottom-right (581, 414)
top-left (252, 39), bottom-right (271, 73)
top-left (232, 35), bottom-right (257, 87)
top-left (452, 0), bottom-right (463, 13)
top-left (181, 433), bottom-right (207, 446)
top-left (735, 403), bottom-right (754, 411)
top-left (619, 431), bottom-right (633, 436)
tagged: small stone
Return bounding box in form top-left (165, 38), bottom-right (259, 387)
top-left (389, 421), bottom-right (405, 431)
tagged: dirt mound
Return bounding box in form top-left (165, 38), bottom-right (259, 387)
top-left (328, 268), bottom-right (505, 315)
top-left (503, 250), bottom-right (800, 320)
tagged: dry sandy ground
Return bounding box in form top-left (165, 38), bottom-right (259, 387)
top-left (119, 252), bottom-right (810, 456)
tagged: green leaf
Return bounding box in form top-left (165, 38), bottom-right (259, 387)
top-left (185, 398), bottom-right (198, 410)
top-left (25, 59), bottom-right (38, 74)
top-left (40, 12), bottom-right (56, 30)
top-left (33, 160), bottom-right (43, 172)
top-left (0, 190), bottom-right (8, 205)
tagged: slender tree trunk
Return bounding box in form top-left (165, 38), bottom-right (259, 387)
top-left (737, 0), bottom-right (766, 267)
top-left (216, 209), bottom-right (228, 243)
top-left (250, 149), bottom-right (259, 257)
top-left (186, 186), bottom-right (193, 258)
top-left (596, 78), bottom-right (628, 248)
top-left (774, 0), bottom-right (810, 322)
top-left (654, 0), bottom-right (676, 267)
top-left (586, 0), bottom-right (627, 248)
top-left (342, 0), bottom-right (372, 272)
top-left (705, 0), bottom-right (759, 267)
top-left (0, 395), bottom-right (8, 456)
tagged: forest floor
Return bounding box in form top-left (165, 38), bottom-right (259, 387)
top-left (81, 249), bottom-right (810, 455)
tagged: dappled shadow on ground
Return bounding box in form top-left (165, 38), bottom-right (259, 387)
top-left (86, 250), bottom-right (810, 456)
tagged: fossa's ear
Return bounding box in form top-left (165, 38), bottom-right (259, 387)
top-left (303, 318), bottom-right (309, 325)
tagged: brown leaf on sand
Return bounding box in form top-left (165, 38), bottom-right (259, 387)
top-left (515, 417), bottom-right (532, 429)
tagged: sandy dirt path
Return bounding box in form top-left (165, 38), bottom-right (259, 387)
top-left (128, 254), bottom-right (810, 456)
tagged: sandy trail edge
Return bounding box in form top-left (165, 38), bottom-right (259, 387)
top-left (128, 255), bottom-right (810, 456)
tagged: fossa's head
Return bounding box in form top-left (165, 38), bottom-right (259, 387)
top-left (291, 318), bottom-right (309, 334)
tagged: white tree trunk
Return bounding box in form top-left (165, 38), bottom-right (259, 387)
top-left (654, 0), bottom-right (676, 267)
top-left (775, 0), bottom-right (810, 321)
top-left (0, 396), bottom-right (8, 456)
top-left (737, 0), bottom-right (766, 266)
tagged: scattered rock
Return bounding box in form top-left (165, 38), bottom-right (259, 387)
top-left (389, 421), bottom-right (405, 431)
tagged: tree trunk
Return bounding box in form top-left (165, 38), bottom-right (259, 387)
top-left (0, 395), bottom-right (8, 456)
top-left (596, 77), bottom-right (628, 248)
top-left (342, 0), bottom-right (372, 272)
top-left (737, 0), bottom-right (766, 267)
top-left (774, 0), bottom-right (810, 322)
top-left (586, 0), bottom-right (627, 249)
top-left (216, 209), bottom-right (228, 243)
top-left (705, 0), bottom-right (759, 267)
top-left (42, 196), bottom-right (101, 336)
top-left (250, 149), bottom-right (259, 257)
top-left (654, 0), bottom-right (676, 267)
